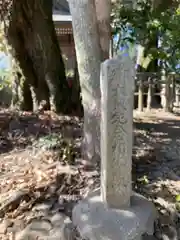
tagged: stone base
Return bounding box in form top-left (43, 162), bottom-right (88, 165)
top-left (72, 189), bottom-right (157, 240)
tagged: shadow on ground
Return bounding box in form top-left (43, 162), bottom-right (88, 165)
top-left (0, 110), bottom-right (82, 155)
top-left (133, 117), bottom-right (180, 177)
top-left (0, 109), bottom-right (180, 238)
top-left (132, 112), bottom-right (180, 209)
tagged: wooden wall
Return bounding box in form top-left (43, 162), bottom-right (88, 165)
top-left (54, 22), bottom-right (76, 76)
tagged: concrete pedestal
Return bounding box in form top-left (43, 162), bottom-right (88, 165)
top-left (72, 189), bottom-right (157, 240)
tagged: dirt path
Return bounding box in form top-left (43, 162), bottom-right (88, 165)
top-left (133, 109), bottom-right (180, 228)
top-left (0, 108), bottom-right (179, 239)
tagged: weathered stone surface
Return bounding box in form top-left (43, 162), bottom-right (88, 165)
top-left (72, 56), bottom-right (157, 240)
top-left (72, 190), bottom-right (157, 240)
top-left (100, 56), bottom-right (135, 208)
top-left (142, 234), bottom-right (157, 240)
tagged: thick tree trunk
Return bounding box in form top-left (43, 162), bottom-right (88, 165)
top-left (21, 79), bottom-right (33, 111)
top-left (95, 0), bottom-right (111, 60)
top-left (7, 26), bottom-right (39, 111)
top-left (7, 0), bottom-right (70, 113)
top-left (70, 60), bottom-right (83, 117)
top-left (69, 0), bottom-right (102, 163)
top-left (69, 0), bottom-right (111, 163)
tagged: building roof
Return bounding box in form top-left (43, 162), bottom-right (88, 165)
top-left (53, 0), bottom-right (72, 22)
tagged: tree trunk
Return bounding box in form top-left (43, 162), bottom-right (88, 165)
top-left (21, 78), bottom-right (33, 111)
top-left (69, 0), bottom-right (102, 164)
top-left (95, 0), bottom-right (111, 60)
top-left (7, 26), bottom-right (39, 111)
top-left (71, 60), bottom-right (83, 117)
top-left (7, 0), bottom-right (70, 113)
top-left (69, 0), bottom-right (111, 163)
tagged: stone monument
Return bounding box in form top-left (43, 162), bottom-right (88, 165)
top-left (100, 57), bottom-right (134, 209)
top-left (72, 56), bottom-right (157, 240)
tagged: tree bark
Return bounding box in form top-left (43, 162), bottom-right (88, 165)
top-left (7, 0), bottom-right (70, 113)
top-left (71, 60), bottom-right (83, 117)
top-left (69, 0), bottom-right (111, 163)
top-left (95, 0), bottom-right (111, 60)
top-left (7, 24), bottom-right (39, 111)
top-left (69, 0), bottom-right (102, 163)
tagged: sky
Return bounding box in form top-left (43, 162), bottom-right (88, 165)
top-left (0, 52), bottom-right (10, 70)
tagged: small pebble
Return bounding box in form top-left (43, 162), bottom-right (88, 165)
top-left (51, 213), bottom-right (66, 227)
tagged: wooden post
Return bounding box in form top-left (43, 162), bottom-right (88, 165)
top-left (161, 70), bottom-right (170, 112)
top-left (175, 85), bottom-right (180, 107)
top-left (147, 77), bottom-right (153, 111)
top-left (170, 74), bottom-right (175, 111)
top-left (138, 77), bottom-right (143, 112)
top-left (165, 74), bottom-right (171, 112)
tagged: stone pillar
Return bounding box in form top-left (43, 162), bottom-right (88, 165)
top-left (161, 70), bottom-right (171, 112)
top-left (68, 0), bottom-right (102, 163)
top-left (72, 56), bottom-right (157, 240)
top-left (100, 56), bottom-right (135, 208)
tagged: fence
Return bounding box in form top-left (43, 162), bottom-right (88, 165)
top-left (134, 72), bottom-right (180, 112)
